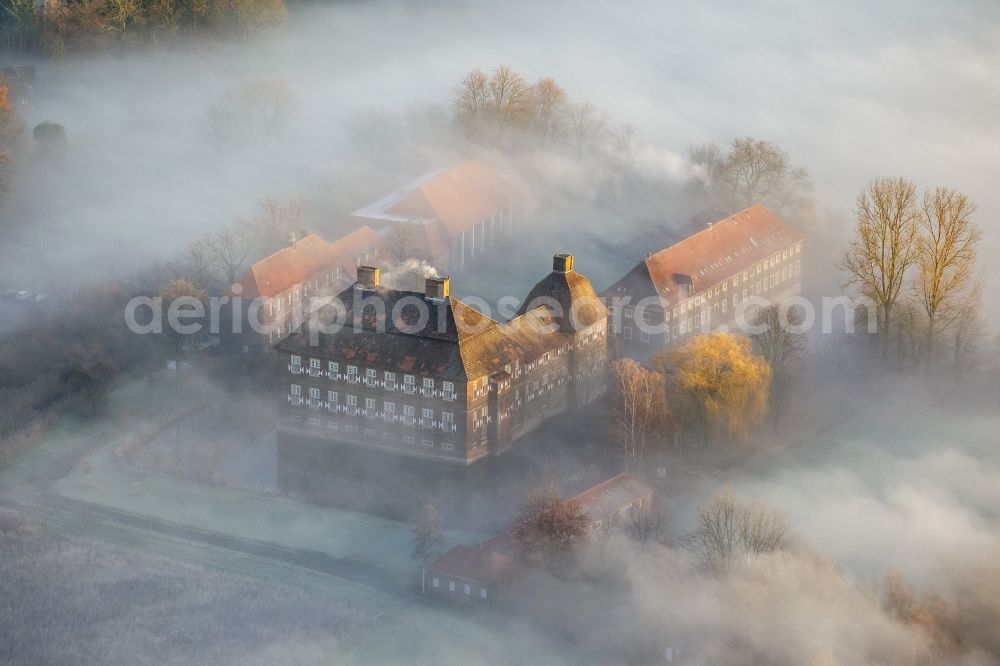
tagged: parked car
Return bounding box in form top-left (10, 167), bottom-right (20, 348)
top-left (14, 290), bottom-right (32, 302)
top-left (33, 293), bottom-right (49, 303)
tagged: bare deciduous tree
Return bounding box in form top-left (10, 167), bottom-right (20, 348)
top-left (839, 177), bottom-right (920, 357)
top-left (488, 65), bottom-right (532, 132)
top-left (611, 358), bottom-right (668, 467)
top-left (226, 0), bottom-right (287, 40)
top-left (913, 187), bottom-right (983, 370)
top-left (531, 77), bottom-right (567, 144)
top-left (204, 225), bottom-right (251, 287)
top-left (178, 239), bottom-right (214, 292)
top-left (205, 78), bottom-right (294, 145)
top-left (698, 137), bottom-right (811, 215)
top-left (687, 487), bottom-right (792, 571)
top-left (628, 504), bottom-right (673, 546)
top-left (750, 304), bottom-right (808, 424)
top-left (381, 225), bottom-right (421, 264)
top-left (453, 68), bottom-right (489, 118)
top-left (567, 102), bottom-right (607, 159)
top-left (247, 196), bottom-right (306, 255)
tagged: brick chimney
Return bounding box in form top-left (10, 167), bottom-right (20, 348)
top-left (356, 265), bottom-right (380, 290)
top-left (424, 276), bottom-right (450, 299)
top-left (553, 253), bottom-right (574, 273)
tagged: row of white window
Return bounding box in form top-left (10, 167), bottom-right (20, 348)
top-left (289, 358), bottom-right (455, 398)
top-left (621, 259), bottom-right (802, 343)
top-left (430, 577), bottom-right (488, 599)
top-left (615, 244), bottom-right (802, 323)
top-left (291, 386), bottom-right (454, 421)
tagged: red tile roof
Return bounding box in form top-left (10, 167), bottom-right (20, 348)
top-left (643, 204), bottom-right (803, 305)
top-left (352, 160), bottom-right (526, 238)
top-left (570, 473), bottom-right (654, 522)
top-left (237, 227), bottom-right (380, 299)
top-left (428, 544), bottom-right (514, 584)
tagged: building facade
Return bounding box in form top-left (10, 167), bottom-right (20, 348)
top-left (275, 254), bottom-right (608, 465)
top-left (602, 204), bottom-right (804, 360)
top-left (234, 227), bottom-right (381, 347)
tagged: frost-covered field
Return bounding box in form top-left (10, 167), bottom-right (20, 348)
top-left (0, 528), bottom-right (366, 665)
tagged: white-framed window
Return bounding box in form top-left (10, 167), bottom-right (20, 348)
top-left (290, 355), bottom-right (301, 366)
top-left (309, 387), bottom-right (320, 399)
top-left (442, 381), bottom-right (455, 400)
top-left (432, 577), bottom-right (439, 588)
top-left (309, 358), bottom-right (320, 369)
top-left (327, 420), bottom-right (338, 429)
top-left (623, 306), bottom-right (634, 318)
top-left (403, 405), bottom-right (415, 416)
top-left (347, 365), bottom-right (358, 379)
top-left (328, 361), bottom-right (338, 375)
top-left (384, 401), bottom-right (395, 413)
top-left (403, 435), bottom-right (415, 444)
top-left (365, 397), bottom-right (376, 409)
top-left (441, 442), bottom-right (454, 451)
top-left (423, 378), bottom-right (434, 389)
top-left (366, 368), bottom-right (377, 379)
top-left (328, 391), bottom-right (338, 403)
top-left (449, 581), bottom-right (455, 592)
top-left (464, 583), bottom-right (471, 595)
top-left (385, 371), bottom-right (396, 384)
top-left (404, 375), bottom-right (415, 385)
top-left (442, 411), bottom-right (453, 423)
top-left (346, 394), bottom-right (358, 406)
top-left (308, 417), bottom-right (320, 426)
top-left (421, 439), bottom-right (433, 447)
top-left (290, 384), bottom-right (301, 395)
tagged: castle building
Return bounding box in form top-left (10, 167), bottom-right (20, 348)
top-left (602, 204), bottom-right (805, 360)
top-left (275, 254), bottom-right (608, 465)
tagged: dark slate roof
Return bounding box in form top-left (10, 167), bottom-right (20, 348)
top-left (278, 285), bottom-right (521, 380)
top-left (500, 307), bottom-right (572, 360)
top-left (517, 269), bottom-right (609, 333)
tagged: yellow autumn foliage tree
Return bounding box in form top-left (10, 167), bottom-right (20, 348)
top-left (668, 332), bottom-right (771, 446)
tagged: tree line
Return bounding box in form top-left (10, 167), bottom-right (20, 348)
top-left (840, 177), bottom-right (986, 377)
top-left (0, 0), bottom-right (287, 56)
